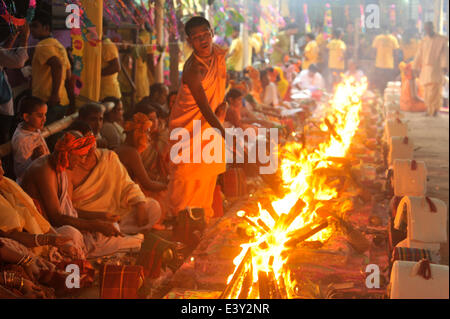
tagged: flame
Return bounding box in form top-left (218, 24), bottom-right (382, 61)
top-left (225, 76), bottom-right (368, 299)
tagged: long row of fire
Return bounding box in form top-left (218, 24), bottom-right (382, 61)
top-left (221, 76), bottom-right (369, 299)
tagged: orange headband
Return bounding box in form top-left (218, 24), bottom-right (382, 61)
top-left (54, 132), bottom-right (96, 172)
top-left (124, 112), bottom-right (152, 133)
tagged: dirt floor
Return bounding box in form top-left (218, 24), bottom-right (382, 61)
top-left (402, 111), bottom-right (449, 265)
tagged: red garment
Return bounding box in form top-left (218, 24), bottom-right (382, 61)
top-left (400, 63), bottom-right (426, 112)
top-left (54, 133), bottom-right (96, 172)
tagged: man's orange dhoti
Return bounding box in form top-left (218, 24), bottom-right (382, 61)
top-left (168, 44), bottom-right (227, 220)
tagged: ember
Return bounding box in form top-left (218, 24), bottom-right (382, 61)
top-left (222, 76), bottom-right (368, 299)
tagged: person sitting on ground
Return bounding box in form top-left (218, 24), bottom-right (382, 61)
top-left (345, 59), bottom-right (366, 83)
top-left (11, 97), bottom-right (50, 183)
top-left (115, 113), bottom-right (168, 230)
top-left (67, 123), bottom-right (161, 238)
top-left (20, 124), bottom-right (147, 258)
top-left (225, 88), bottom-right (275, 130)
top-left (100, 96), bottom-right (125, 150)
top-left (0, 239), bottom-right (47, 298)
top-left (260, 69), bottom-right (280, 107)
top-left (292, 64), bottom-right (325, 93)
top-left (134, 100), bottom-right (171, 185)
top-left (167, 90), bottom-right (178, 115)
top-left (1, 158), bottom-right (73, 259)
top-left (141, 83), bottom-right (170, 118)
top-left (78, 103), bottom-right (108, 148)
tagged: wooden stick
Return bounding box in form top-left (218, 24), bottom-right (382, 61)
top-left (238, 264), bottom-right (253, 299)
top-left (283, 220), bottom-right (329, 250)
top-left (219, 248), bottom-right (252, 299)
top-left (258, 271), bottom-right (270, 299)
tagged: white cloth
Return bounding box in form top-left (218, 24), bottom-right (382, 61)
top-left (100, 121), bottom-right (125, 149)
top-left (292, 70), bottom-right (325, 92)
top-left (11, 123), bottom-right (50, 183)
top-left (393, 159), bottom-right (427, 197)
top-left (263, 82), bottom-right (279, 106)
top-left (0, 46), bottom-right (28, 115)
top-left (55, 170), bottom-right (145, 258)
top-left (395, 196), bottom-right (447, 243)
top-left (390, 260), bottom-right (449, 299)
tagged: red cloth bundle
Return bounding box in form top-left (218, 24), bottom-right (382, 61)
top-left (99, 265), bottom-right (144, 299)
top-left (173, 207), bottom-right (206, 248)
top-left (222, 168), bottom-right (248, 199)
top-left (212, 184), bottom-right (224, 218)
top-left (136, 232), bottom-right (175, 278)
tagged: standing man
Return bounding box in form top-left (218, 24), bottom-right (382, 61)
top-left (30, 12), bottom-right (72, 125)
top-left (412, 21), bottom-right (449, 117)
top-left (371, 26), bottom-right (400, 93)
top-left (168, 17), bottom-right (227, 221)
top-left (302, 33), bottom-right (320, 71)
top-left (226, 27), bottom-right (244, 74)
top-left (0, 19), bottom-right (29, 144)
top-left (327, 28), bottom-right (347, 88)
top-left (100, 37), bottom-right (122, 101)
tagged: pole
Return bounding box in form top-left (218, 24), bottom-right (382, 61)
top-left (242, 6), bottom-right (250, 69)
top-left (434, 0), bottom-right (444, 34)
top-left (155, 0), bottom-right (165, 83)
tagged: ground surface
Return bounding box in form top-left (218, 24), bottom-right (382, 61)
top-left (402, 111), bottom-right (449, 265)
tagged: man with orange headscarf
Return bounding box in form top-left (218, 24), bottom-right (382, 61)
top-left (21, 126), bottom-right (146, 258)
top-left (116, 113), bottom-right (168, 229)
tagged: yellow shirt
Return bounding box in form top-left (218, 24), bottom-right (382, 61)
top-left (372, 34), bottom-right (399, 69)
top-left (303, 40), bottom-right (319, 70)
top-left (227, 38), bottom-right (244, 72)
top-left (135, 31), bottom-right (154, 102)
top-left (327, 39), bottom-right (347, 70)
top-left (400, 38), bottom-right (419, 62)
top-left (32, 38), bottom-right (70, 106)
top-left (100, 38), bottom-right (121, 100)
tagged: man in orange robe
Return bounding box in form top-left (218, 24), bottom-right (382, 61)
top-left (168, 17), bottom-right (228, 221)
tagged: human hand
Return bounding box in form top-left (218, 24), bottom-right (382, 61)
top-left (103, 212), bottom-right (121, 223)
top-left (17, 23), bottom-right (30, 42)
top-left (23, 258), bottom-right (40, 282)
top-left (216, 101), bottom-right (228, 122)
top-left (21, 278), bottom-right (45, 298)
top-left (43, 234), bottom-right (72, 248)
top-left (95, 221), bottom-right (123, 237)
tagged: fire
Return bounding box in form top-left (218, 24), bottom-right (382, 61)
top-left (222, 76), bottom-right (368, 299)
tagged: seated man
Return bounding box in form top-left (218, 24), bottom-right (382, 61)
top-left (0, 158), bottom-right (72, 257)
top-left (100, 96), bottom-right (125, 150)
top-left (11, 97), bottom-right (50, 183)
top-left (345, 59), bottom-right (366, 83)
top-left (292, 64), bottom-right (325, 92)
top-left (134, 100), bottom-right (170, 184)
top-left (78, 103), bottom-right (108, 148)
top-left (68, 123), bottom-right (161, 237)
top-left (20, 124), bottom-right (150, 258)
top-left (115, 113), bottom-right (168, 229)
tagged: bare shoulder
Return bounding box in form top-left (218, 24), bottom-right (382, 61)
top-left (183, 56), bottom-right (206, 83)
top-left (21, 156), bottom-right (56, 190)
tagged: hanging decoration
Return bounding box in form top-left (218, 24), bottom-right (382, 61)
top-left (0, 0), bottom-right (36, 27)
top-left (303, 3), bottom-right (311, 33)
top-left (360, 4), bottom-right (366, 33)
top-left (389, 4), bottom-right (396, 26)
top-left (323, 3), bottom-right (332, 40)
top-left (417, 4), bottom-right (423, 33)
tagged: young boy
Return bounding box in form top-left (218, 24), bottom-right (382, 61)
top-left (11, 96), bottom-right (50, 183)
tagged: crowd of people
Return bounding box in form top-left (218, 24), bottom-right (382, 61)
top-left (0, 5), bottom-right (448, 298)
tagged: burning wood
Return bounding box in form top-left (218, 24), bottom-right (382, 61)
top-left (221, 76), bottom-right (369, 299)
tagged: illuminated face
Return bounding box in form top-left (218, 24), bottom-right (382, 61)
top-left (30, 20), bottom-right (50, 39)
top-left (67, 152), bottom-right (88, 170)
top-left (84, 111), bottom-right (104, 135)
top-left (24, 104), bottom-right (47, 130)
top-left (187, 25), bottom-right (213, 57)
top-left (147, 111), bottom-right (159, 133)
top-left (113, 101), bottom-right (124, 123)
